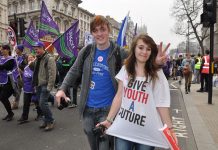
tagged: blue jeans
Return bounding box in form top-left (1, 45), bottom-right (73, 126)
top-left (83, 106), bottom-right (112, 150)
top-left (115, 137), bottom-right (155, 150)
top-left (37, 85), bottom-right (54, 123)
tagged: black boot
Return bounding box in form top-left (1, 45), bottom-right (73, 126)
top-left (188, 86), bottom-right (191, 92)
top-left (185, 86), bottom-right (188, 94)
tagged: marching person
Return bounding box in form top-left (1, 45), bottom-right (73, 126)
top-left (181, 53), bottom-right (194, 94)
top-left (98, 34), bottom-right (178, 150)
top-left (11, 44), bottom-right (27, 109)
top-left (0, 44), bottom-right (15, 121)
top-left (17, 54), bottom-right (43, 124)
top-left (32, 41), bottom-right (56, 131)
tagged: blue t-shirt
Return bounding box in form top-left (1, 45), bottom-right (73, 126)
top-left (86, 47), bottom-right (116, 108)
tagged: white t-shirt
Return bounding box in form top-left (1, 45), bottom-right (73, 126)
top-left (106, 66), bottom-right (170, 149)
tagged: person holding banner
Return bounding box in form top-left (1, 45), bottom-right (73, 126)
top-left (32, 41), bottom-right (56, 131)
top-left (98, 34), bottom-right (178, 150)
top-left (11, 44), bottom-right (27, 109)
top-left (0, 44), bottom-right (15, 121)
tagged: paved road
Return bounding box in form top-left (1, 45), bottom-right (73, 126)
top-left (0, 80), bottom-right (198, 150)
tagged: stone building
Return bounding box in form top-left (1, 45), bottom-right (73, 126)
top-left (77, 7), bottom-right (94, 46)
top-left (0, 0), bottom-right (8, 44)
top-left (8, 0), bottom-right (82, 42)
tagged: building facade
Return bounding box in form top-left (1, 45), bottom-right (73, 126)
top-left (0, 0), bottom-right (8, 44)
top-left (77, 7), bottom-right (94, 46)
top-left (8, 0), bottom-right (82, 42)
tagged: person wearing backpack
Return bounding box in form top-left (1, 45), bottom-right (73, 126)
top-left (182, 53), bottom-right (194, 94)
top-left (55, 15), bottom-right (168, 150)
top-left (32, 41), bottom-right (56, 131)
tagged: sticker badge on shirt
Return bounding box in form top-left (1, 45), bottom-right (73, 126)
top-left (98, 56), bottom-right (103, 62)
top-left (90, 81), bottom-right (95, 89)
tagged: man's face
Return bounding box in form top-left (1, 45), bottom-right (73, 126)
top-left (91, 24), bottom-right (110, 46)
top-left (34, 47), bottom-right (45, 56)
top-left (15, 49), bottom-right (22, 55)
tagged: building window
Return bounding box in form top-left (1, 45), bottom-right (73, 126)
top-left (63, 3), bottom-right (68, 14)
top-left (37, 0), bottom-right (41, 9)
top-left (71, 7), bottom-right (75, 16)
top-left (56, 0), bottom-right (60, 10)
top-left (80, 20), bottom-right (83, 29)
top-left (20, 2), bottom-right (25, 12)
top-left (29, 0), bottom-right (34, 10)
top-left (84, 15), bottom-right (86, 20)
top-left (80, 13), bottom-right (82, 18)
top-left (84, 22), bottom-right (86, 30)
top-left (13, 3), bottom-right (18, 13)
top-left (8, 4), bottom-right (12, 14)
top-left (36, 21), bottom-right (39, 29)
top-left (64, 21), bottom-right (69, 31)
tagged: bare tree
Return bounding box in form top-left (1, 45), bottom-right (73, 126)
top-left (171, 0), bottom-right (210, 54)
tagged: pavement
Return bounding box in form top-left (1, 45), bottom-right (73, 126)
top-left (179, 81), bottom-right (218, 150)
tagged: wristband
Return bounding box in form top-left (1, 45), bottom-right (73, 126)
top-left (106, 118), bottom-right (113, 124)
top-left (169, 126), bottom-right (174, 130)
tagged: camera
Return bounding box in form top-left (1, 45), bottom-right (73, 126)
top-left (57, 97), bottom-right (71, 110)
top-left (92, 124), bottom-right (106, 137)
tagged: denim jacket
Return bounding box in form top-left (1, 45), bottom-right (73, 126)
top-left (60, 41), bottom-right (127, 116)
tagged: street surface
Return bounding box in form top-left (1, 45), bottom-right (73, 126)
top-left (0, 79), bottom-right (198, 150)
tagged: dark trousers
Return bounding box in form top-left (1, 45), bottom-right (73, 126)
top-left (200, 73), bottom-right (209, 91)
top-left (0, 83), bottom-right (14, 115)
top-left (22, 93), bottom-right (42, 119)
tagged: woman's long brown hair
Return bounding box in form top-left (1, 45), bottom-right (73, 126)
top-left (124, 34), bottom-right (159, 83)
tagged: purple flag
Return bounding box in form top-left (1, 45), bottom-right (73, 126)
top-left (73, 29), bottom-right (80, 56)
top-left (52, 20), bottom-right (79, 59)
top-left (39, 1), bottom-right (60, 39)
top-left (22, 21), bottom-right (39, 52)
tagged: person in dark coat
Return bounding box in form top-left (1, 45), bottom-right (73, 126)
top-left (0, 45), bottom-right (15, 121)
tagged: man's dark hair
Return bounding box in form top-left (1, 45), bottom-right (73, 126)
top-left (205, 50), bottom-right (210, 55)
top-left (2, 44), bottom-right (11, 51)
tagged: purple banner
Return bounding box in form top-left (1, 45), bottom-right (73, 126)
top-left (22, 21), bottom-right (39, 52)
top-left (39, 1), bottom-right (60, 39)
top-left (52, 20), bottom-right (79, 59)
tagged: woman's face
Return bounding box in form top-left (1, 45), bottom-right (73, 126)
top-left (28, 55), bottom-right (35, 62)
top-left (135, 39), bottom-right (151, 64)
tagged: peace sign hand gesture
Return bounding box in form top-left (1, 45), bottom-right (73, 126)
top-left (156, 42), bottom-right (170, 65)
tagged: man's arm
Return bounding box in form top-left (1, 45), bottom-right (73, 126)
top-left (47, 56), bottom-right (56, 91)
top-left (59, 46), bottom-right (89, 92)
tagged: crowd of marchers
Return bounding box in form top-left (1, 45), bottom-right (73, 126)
top-left (0, 15), bottom-right (185, 150)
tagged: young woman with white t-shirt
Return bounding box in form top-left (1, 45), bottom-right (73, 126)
top-left (98, 34), bottom-right (178, 150)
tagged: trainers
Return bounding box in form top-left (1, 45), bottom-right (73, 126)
top-left (39, 122), bottom-right (47, 129)
top-left (17, 117), bottom-right (28, 124)
top-left (44, 122), bottom-right (55, 131)
top-left (196, 89), bottom-right (204, 92)
top-left (35, 115), bottom-right (43, 121)
top-left (68, 104), bottom-right (77, 108)
top-left (2, 112), bottom-right (14, 121)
